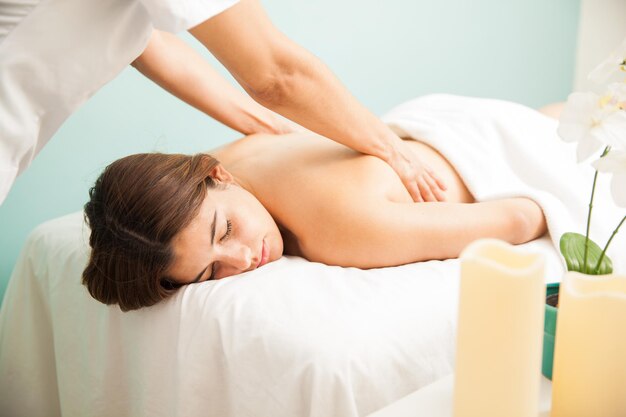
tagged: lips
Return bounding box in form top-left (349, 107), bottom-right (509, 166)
top-left (257, 239), bottom-right (269, 268)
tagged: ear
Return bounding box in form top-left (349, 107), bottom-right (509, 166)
top-left (208, 164), bottom-right (235, 184)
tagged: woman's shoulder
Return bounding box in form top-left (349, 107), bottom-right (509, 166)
top-left (208, 133), bottom-right (275, 166)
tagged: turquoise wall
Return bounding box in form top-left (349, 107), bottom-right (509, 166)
top-left (0, 0), bottom-right (580, 303)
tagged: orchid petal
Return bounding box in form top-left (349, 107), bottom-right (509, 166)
top-left (592, 150), bottom-right (626, 174)
top-left (591, 110), bottom-right (626, 150)
top-left (588, 38), bottom-right (626, 84)
top-left (557, 92), bottom-right (598, 143)
top-left (610, 173), bottom-right (626, 207)
top-left (576, 134), bottom-right (603, 162)
top-left (558, 121), bottom-right (589, 144)
top-left (592, 151), bottom-right (626, 207)
top-left (608, 82), bottom-right (626, 104)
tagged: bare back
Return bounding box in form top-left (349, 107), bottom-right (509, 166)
top-left (210, 132), bottom-right (477, 260)
top-left (212, 132), bottom-right (473, 202)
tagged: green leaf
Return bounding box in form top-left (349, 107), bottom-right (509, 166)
top-left (560, 232), bottom-right (613, 275)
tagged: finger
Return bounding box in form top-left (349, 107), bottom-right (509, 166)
top-left (426, 168), bottom-right (448, 191)
top-left (405, 179), bottom-right (423, 203)
top-left (418, 177), bottom-right (436, 202)
top-left (426, 174), bottom-right (447, 201)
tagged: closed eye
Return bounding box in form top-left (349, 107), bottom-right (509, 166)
top-left (221, 219), bottom-right (232, 242)
top-left (208, 219), bottom-right (233, 280)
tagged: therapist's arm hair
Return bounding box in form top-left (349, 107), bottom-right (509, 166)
top-left (131, 30), bottom-right (299, 135)
top-left (189, 0), bottom-right (404, 167)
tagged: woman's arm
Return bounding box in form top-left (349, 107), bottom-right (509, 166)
top-left (298, 198), bottom-right (547, 268)
top-left (189, 0), bottom-right (446, 203)
top-left (132, 30), bottom-right (300, 135)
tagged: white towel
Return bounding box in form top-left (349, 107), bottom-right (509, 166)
top-left (382, 94), bottom-right (625, 271)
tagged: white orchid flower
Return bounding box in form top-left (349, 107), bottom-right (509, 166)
top-left (557, 91), bottom-right (626, 161)
top-left (601, 83), bottom-right (626, 150)
top-left (592, 150), bottom-right (626, 207)
top-left (588, 38), bottom-right (626, 84)
top-left (607, 82), bottom-right (626, 107)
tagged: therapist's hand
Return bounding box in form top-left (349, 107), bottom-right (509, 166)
top-left (386, 140), bottom-right (447, 202)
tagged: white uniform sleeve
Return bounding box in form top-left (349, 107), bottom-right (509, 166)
top-left (0, 0), bottom-right (239, 205)
top-left (138, 0), bottom-right (239, 33)
top-left (0, 0), bottom-right (152, 205)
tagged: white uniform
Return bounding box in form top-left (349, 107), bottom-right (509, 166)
top-left (0, 0), bottom-right (239, 205)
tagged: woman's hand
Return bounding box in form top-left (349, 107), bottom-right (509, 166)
top-left (386, 140), bottom-right (448, 202)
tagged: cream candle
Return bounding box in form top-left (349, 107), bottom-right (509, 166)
top-left (452, 239), bottom-right (546, 417)
top-left (551, 272), bottom-right (626, 417)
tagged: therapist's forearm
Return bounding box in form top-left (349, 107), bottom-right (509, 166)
top-left (248, 49), bottom-right (400, 162)
top-left (189, 3), bottom-right (401, 163)
top-left (132, 31), bottom-right (289, 135)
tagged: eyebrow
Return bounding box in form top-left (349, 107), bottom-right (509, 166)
top-left (210, 209), bottom-right (217, 245)
top-left (190, 209), bottom-right (218, 284)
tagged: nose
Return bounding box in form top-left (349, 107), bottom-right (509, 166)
top-left (216, 242), bottom-right (253, 274)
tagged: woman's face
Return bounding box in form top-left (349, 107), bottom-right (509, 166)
top-left (167, 181), bottom-right (283, 285)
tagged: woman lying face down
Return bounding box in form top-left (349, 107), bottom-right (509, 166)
top-left (83, 132), bottom-right (547, 311)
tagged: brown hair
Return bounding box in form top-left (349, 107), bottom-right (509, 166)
top-left (83, 153), bottom-right (220, 311)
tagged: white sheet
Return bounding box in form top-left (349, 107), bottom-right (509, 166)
top-left (0, 213), bottom-right (562, 417)
top-left (0, 95), bottom-right (622, 417)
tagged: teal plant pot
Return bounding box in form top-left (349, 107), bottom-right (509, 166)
top-left (542, 282), bottom-right (560, 380)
